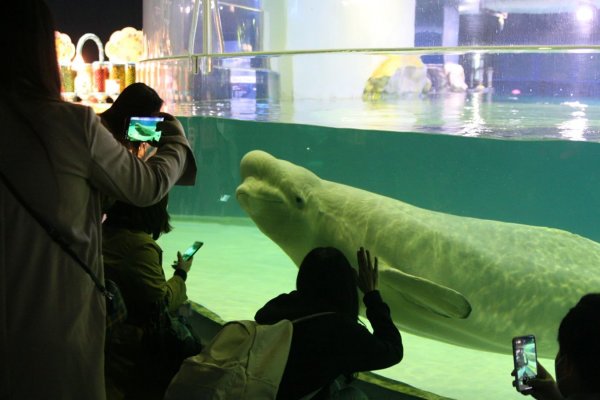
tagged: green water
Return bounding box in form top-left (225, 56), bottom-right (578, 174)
top-left (161, 112), bottom-right (600, 400)
top-left (171, 115), bottom-right (600, 242)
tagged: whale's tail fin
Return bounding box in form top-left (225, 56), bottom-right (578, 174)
top-left (379, 267), bottom-right (472, 319)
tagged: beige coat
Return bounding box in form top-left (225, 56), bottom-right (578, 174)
top-left (0, 98), bottom-right (195, 400)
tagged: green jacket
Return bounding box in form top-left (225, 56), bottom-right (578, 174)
top-left (103, 226), bottom-right (187, 325)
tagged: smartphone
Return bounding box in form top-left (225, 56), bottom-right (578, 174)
top-left (512, 334), bottom-right (538, 392)
top-left (125, 116), bottom-right (164, 142)
top-left (181, 241), bottom-right (203, 262)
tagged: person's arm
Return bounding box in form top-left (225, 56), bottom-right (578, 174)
top-left (87, 110), bottom-right (195, 206)
top-left (338, 290), bottom-right (403, 373)
top-left (164, 275), bottom-right (188, 314)
top-left (338, 248), bottom-right (403, 372)
top-left (166, 251), bottom-right (192, 313)
top-left (364, 291), bottom-right (403, 352)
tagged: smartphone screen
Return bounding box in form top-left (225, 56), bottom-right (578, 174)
top-left (125, 116), bottom-right (164, 142)
top-left (181, 241), bottom-right (203, 262)
top-left (512, 335), bottom-right (538, 392)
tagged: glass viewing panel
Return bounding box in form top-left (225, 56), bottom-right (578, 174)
top-left (140, 0), bottom-right (600, 137)
top-left (139, 2), bottom-right (600, 400)
top-left (143, 0), bottom-right (600, 56)
top-left (138, 49), bottom-right (600, 141)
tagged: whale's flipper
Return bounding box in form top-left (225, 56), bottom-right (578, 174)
top-left (379, 268), bottom-right (472, 319)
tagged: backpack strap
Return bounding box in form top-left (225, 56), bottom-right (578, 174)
top-left (292, 311), bottom-right (336, 324)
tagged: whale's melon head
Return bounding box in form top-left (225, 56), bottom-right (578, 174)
top-left (236, 150), bottom-right (322, 265)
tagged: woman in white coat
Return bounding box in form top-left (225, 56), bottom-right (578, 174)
top-left (0, 1), bottom-right (197, 399)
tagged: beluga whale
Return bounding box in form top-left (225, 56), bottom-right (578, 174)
top-left (236, 150), bottom-right (600, 358)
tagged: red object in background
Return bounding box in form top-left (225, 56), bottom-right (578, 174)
top-left (93, 61), bottom-right (109, 93)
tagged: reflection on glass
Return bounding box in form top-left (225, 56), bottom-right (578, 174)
top-left (557, 101), bottom-right (589, 141)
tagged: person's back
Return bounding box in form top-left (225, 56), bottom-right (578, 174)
top-left (2, 82), bottom-right (192, 400)
top-left (0, 2), bottom-right (196, 399)
top-left (102, 196), bottom-right (190, 324)
top-left (1, 95), bottom-right (120, 399)
top-left (255, 247), bottom-right (403, 399)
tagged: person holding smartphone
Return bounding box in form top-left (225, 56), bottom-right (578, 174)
top-left (102, 194), bottom-right (201, 400)
top-left (511, 293), bottom-right (600, 400)
top-left (100, 82), bottom-right (166, 160)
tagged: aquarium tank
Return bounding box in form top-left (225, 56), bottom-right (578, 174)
top-left (139, 1), bottom-right (600, 399)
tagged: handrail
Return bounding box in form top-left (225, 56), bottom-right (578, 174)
top-left (138, 44), bottom-right (600, 65)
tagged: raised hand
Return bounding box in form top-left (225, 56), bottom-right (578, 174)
top-left (357, 247), bottom-right (378, 294)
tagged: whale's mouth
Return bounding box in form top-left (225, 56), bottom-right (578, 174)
top-left (236, 191), bottom-right (284, 204)
top-left (236, 183), bottom-right (285, 205)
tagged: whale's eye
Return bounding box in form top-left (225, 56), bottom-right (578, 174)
top-left (295, 196), bottom-right (304, 208)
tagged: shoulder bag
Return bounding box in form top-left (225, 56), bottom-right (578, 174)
top-left (0, 169), bottom-right (127, 330)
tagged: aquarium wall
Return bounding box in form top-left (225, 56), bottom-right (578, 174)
top-left (140, 1), bottom-right (600, 399)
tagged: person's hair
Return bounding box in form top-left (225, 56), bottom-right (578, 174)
top-left (103, 195), bottom-right (172, 240)
top-left (100, 82), bottom-right (164, 143)
top-left (0, 0), bottom-right (61, 99)
top-left (557, 293), bottom-right (600, 391)
top-left (296, 247), bottom-right (359, 321)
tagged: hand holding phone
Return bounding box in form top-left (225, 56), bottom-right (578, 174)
top-left (172, 241), bottom-right (203, 271)
top-left (512, 334), bottom-right (538, 392)
top-left (152, 113), bottom-right (185, 143)
top-left (182, 241), bottom-right (203, 261)
top-left (125, 116), bottom-right (164, 142)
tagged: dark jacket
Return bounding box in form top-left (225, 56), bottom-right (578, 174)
top-left (255, 290), bottom-right (403, 400)
top-left (102, 226), bottom-right (187, 325)
top-left (103, 226), bottom-right (189, 400)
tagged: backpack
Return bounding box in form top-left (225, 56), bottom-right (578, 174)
top-left (138, 299), bottom-right (203, 392)
top-left (164, 312), bottom-right (334, 400)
